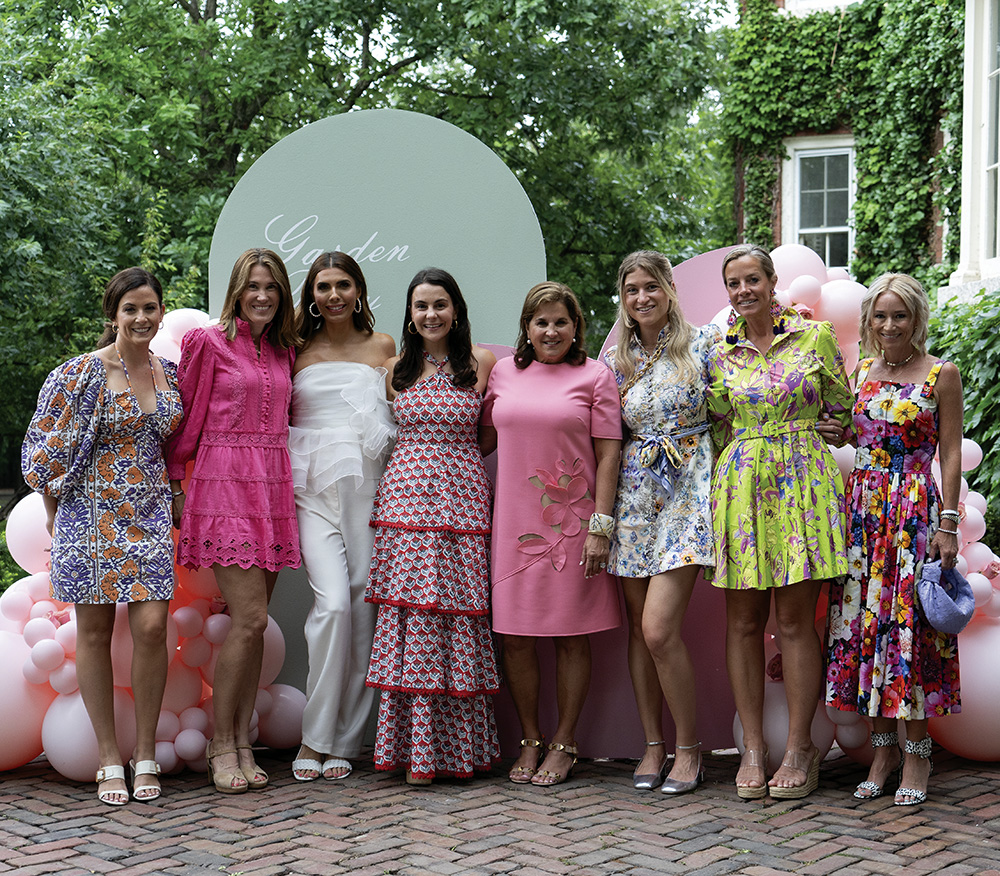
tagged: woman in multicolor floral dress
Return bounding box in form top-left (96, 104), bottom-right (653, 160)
top-left (825, 273), bottom-right (963, 807)
top-left (23, 268), bottom-right (183, 806)
top-left (604, 251), bottom-right (719, 795)
top-left (365, 267), bottom-right (499, 785)
top-left (708, 245), bottom-right (854, 800)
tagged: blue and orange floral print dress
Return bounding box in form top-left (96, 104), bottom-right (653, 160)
top-left (707, 310), bottom-right (854, 591)
top-left (825, 359), bottom-right (960, 719)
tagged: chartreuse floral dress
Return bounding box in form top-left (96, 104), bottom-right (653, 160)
top-left (707, 310), bottom-right (854, 590)
top-left (825, 359), bottom-right (960, 719)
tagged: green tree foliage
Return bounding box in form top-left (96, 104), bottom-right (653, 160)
top-left (2, 0), bottom-right (731, 487)
top-left (929, 291), bottom-right (1000, 516)
top-left (723, 0), bottom-right (963, 289)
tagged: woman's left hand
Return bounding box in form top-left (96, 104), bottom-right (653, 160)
top-left (581, 533), bottom-right (610, 578)
top-left (815, 412), bottom-right (844, 445)
top-left (930, 528), bottom-right (960, 570)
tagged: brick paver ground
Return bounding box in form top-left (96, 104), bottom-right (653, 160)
top-left (1, 746), bottom-right (998, 875)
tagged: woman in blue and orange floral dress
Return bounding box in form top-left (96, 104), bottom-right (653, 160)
top-left (708, 245), bottom-right (853, 801)
top-left (825, 273), bottom-right (963, 807)
top-left (23, 268), bottom-right (183, 806)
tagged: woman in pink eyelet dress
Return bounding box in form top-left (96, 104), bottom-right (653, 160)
top-left (167, 248), bottom-right (301, 795)
top-left (365, 267), bottom-right (500, 785)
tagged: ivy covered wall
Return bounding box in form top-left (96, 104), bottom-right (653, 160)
top-left (723, 0), bottom-right (964, 291)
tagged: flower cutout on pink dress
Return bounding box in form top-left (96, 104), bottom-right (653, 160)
top-left (517, 458), bottom-right (595, 570)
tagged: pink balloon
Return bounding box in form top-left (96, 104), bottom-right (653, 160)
top-left (255, 687), bottom-right (274, 717)
top-left (172, 605), bottom-right (204, 639)
top-left (148, 333), bottom-right (182, 364)
top-left (960, 438), bottom-right (983, 471)
top-left (259, 616), bottom-right (286, 688)
top-left (49, 659), bottom-right (78, 694)
top-left (788, 274), bottom-right (823, 307)
top-left (841, 341), bottom-right (860, 377)
top-left (161, 660), bottom-right (204, 713)
top-left (42, 687), bottom-right (136, 781)
top-left (29, 600), bottom-right (59, 620)
top-left (770, 243), bottom-right (829, 290)
top-left (177, 566), bottom-right (221, 600)
top-left (959, 507), bottom-right (987, 545)
top-left (964, 491), bottom-right (988, 515)
top-left (31, 638), bottom-right (66, 672)
top-left (179, 706), bottom-right (211, 734)
top-left (22, 616), bottom-right (57, 647)
top-left (54, 620), bottom-right (77, 655)
top-left (827, 267), bottom-right (851, 282)
top-left (962, 542), bottom-right (994, 574)
top-left (775, 289), bottom-right (792, 307)
top-left (255, 683), bottom-right (306, 749)
top-left (928, 619), bottom-right (1000, 760)
top-left (815, 280), bottom-right (866, 344)
top-left (22, 655), bottom-right (50, 685)
top-left (155, 740), bottom-right (180, 774)
top-left (202, 613), bottom-right (232, 645)
top-left (967, 573), bottom-right (993, 608)
top-left (834, 719), bottom-right (869, 750)
top-left (825, 704), bottom-right (861, 726)
top-left (711, 305), bottom-right (731, 331)
top-left (173, 727), bottom-right (208, 762)
top-left (828, 444), bottom-right (855, 491)
top-left (954, 554), bottom-right (969, 578)
top-left (960, 477), bottom-right (970, 502)
top-left (156, 709), bottom-right (181, 742)
top-left (0, 632), bottom-right (57, 769)
top-left (25, 572), bottom-right (54, 601)
top-left (200, 644), bottom-right (221, 686)
top-left (0, 589), bottom-right (33, 625)
top-left (179, 635), bottom-right (212, 668)
top-left (163, 308), bottom-right (210, 343)
top-left (982, 590), bottom-right (1000, 618)
top-left (4, 493), bottom-right (52, 575)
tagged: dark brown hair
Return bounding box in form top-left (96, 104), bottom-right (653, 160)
top-left (98, 267), bottom-right (163, 347)
top-left (219, 248), bottom-right (299, 349)
top-left (296, 251), bottom-right (375, 347)
top-left (513, 282), bottom-right (587, 369)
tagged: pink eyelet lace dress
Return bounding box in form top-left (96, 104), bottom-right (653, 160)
top-left (167, 321), bottom-right (300, 571)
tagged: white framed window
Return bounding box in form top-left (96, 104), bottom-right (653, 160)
top-left (781, 134), bottom-right (855, 271)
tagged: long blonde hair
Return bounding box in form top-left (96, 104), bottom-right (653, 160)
top-left (613, 251), bottom-right (696, 384)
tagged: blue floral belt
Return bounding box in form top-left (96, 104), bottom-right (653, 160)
top-left (633, 423), bottom-right (708, 500)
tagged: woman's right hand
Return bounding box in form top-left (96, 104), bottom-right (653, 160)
top-left (815, 412), bottom-right (844, 445)
top-left (171, 493), bottom-right (185, 529)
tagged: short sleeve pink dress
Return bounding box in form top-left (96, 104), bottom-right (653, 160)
top-left (483, 356), bottom-right (622, 637)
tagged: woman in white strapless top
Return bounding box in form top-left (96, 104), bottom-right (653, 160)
top-left (288, 252), bottom-right (396, 782)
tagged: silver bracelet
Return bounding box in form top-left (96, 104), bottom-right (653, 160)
top-left (937, 527), bottom-right (959, 535)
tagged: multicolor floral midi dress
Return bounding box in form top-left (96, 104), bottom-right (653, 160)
top-left (365, 363), bottom-right (500, 779)
top-left (825, 359), bottom-right (960, 719)
top-left (707, 310), bottom-right (854, 590)
top-left (22, 354), bottom-right (183, 603)
top-left (605, 325), bottom-right (720, 576)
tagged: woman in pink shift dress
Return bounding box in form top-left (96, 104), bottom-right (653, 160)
top-left (481, 282), bottom-right (622, 787)
top-left (168, 248), bottom-right (301, 794)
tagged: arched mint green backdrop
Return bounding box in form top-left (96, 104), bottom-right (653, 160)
top-left (209, 109), bottom-right (545, 347)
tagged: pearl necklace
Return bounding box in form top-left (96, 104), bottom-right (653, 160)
top-left (882, 349), bottom-right (915, 369)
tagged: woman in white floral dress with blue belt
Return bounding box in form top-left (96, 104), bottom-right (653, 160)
top-left (604, 251), bottom-right (719, 795)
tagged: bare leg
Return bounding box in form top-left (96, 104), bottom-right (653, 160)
top-left (725, 588), bottom-right (770, 793)
top-left (209, 563), bottom-right (270, 791)
top-left (770, 579), bottom-right (822, 789)
top-left (502, 634), bottom-right (543, 777)
top-left (533, 635), bottom-right (590, 783)
top-left (75, 604), bottom-right (126, 802)
top-left (128, 600), bottom-right (170, 797)
top-left (621, 577), bottom-right (667, 778)
top-left (643, 566), bottom-right (700, 782)
top-left (896, 718), bottom-right (932, 804)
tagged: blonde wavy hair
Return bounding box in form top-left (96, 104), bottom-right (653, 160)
top-left (613, 251), bottom-right (696, 384)
top-left (859, 272), bottom-right (929, 358)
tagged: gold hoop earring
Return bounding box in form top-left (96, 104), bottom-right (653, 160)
top-left (407, 321), bottom-right (417, 335)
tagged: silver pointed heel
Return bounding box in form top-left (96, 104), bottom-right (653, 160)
top-left (633, 740), bottom-right (667, 790)
top-left (660, 742), bottom-right (703, 796)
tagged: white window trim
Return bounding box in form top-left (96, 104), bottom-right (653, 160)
top-left (949, 0), bottom-right (1000, 287)
top-left (781, 134), bottom-right (856, 270)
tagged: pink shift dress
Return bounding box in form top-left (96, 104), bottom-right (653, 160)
top-left (484, 356), bottom-right (622, 636)
top-left (167, 320), bottom-right (300, 571)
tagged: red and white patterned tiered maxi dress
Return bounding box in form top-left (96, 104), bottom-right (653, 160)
top-left (366, 365), bottom-right (500, 780)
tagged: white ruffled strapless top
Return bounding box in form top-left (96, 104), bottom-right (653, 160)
top-left (288, 362), bottom-right (395, 496)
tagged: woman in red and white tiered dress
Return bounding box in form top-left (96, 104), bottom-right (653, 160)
top-left (365, 267), bottom-right (499, 784)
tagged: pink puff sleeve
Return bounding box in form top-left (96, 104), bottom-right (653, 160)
top-left (165, 327), bottom-right (217, 480)
top-left (589, 360), bottom-right (623, 440)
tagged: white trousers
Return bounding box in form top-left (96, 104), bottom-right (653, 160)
top-left (296, 482), bottom-right (377, 757)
